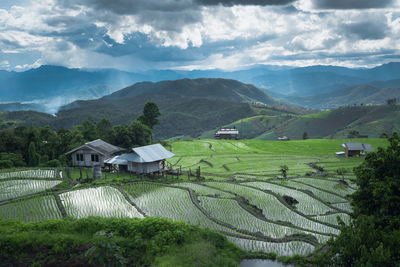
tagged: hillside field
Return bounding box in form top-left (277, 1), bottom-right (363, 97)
top-left (169, 138), bottom-right (387, 177)
top-left (0, 138), bottom-right (388, 260)
top-left (200, 105), bottom-right (400, 140)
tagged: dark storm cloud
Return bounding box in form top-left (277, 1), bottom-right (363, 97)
top-left (341, 21), bottom-right (389, 40)
top-left (313, 0), bottom-right (396, 9)
top-left (196, 0), bottom-right (295, 6)
top-left (57, 0), bottom-right (195, 15)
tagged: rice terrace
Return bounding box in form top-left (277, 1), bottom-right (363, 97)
top-left (0, 138), bottom-right (388, 258)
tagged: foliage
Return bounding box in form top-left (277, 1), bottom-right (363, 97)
top-left (0, 160), bottom-right (13, 169)
top-left (85, 231), bottom-right (128, 267)
top-left (387, 98), bottom-right (397, 105)
top-left (28, 141), bottom-right (40, 167)
top-left (280, 165), bottom-right (289, 178)
top-left (348, 130), bottom-right (360, 138)
top-left (352, 132), bottom-right (400, 227)
top-left (319, 133), bottom-right (400, 266)
top-left (0, 217), bottom-right (242, 267)
top-left (0, 116), bottom-right (153, 167)
top-left (336, 167), bottom-right (347, 179)
top-left (46, 159), bottom-right (61, 167)
top-left (138, 102), bottom-right (161, 129)
top-left (302, 132), bottom-right (309, 140)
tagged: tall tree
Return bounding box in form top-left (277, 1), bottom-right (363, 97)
top-left (323, 133), bottom-right (400, 266)
top-left (28, 141), bottom-right (40, 167)
top-left (138, 102), bottom-right (161, 129)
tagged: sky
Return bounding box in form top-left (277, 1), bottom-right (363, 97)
top-left (1, 0), bottom-right (400, 72)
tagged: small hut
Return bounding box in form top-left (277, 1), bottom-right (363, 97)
top-left (341, 142), bottom-right (373, 157)
top-left (114, 144), bottom-right (175, 174)
top-left (215, 127), bottom-right (239, 139)
top-left (278, 136), bottom-right (290, 141)
top-left (65, 139), bottom-right (124, 167)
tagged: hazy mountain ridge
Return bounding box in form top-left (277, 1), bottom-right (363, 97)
top-left (272, 80), bottom-right (400, 109)
top-left (2, 62), bottom-right (400, 113)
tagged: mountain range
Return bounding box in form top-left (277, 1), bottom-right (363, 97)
top-left (0, 77), bottom-right (398, 140)
top-left (1, 63), bottom-right (400, 113)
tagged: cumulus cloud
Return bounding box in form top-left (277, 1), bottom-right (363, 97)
top-left (0, 0), bottom-right (400, 71)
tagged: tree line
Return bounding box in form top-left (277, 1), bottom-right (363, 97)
top-left (0, 102), bottom-right (160, 169)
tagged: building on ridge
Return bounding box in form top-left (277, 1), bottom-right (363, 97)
top-left (215, 127), bottom-right (239, 139)
top-left (341, 142), bottom-right (374, 157)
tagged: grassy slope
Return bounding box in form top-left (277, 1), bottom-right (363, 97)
top-left (169, 138), bottom-right (388, 177)
top-left (201, 105), bottom-right (400, 140)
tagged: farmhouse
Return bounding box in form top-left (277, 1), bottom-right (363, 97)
top-left (278, 136), bottom-right (290, 141)
top-left (341, 142), bottom-right (374, 157)
top-left (114, 144), bottom-right (175, 174)
top-left (66, 139), bottom-right (124, 167)
top-left (215, 127), bottom-right (239, 139)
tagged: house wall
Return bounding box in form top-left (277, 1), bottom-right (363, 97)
top-left (127, 161), bottom-right (161, 174)
top-left (345, 148), bottom-right (360, 157)
top-left (215, 134), bottom-right (238, 140)
top-left (71, 149), bottom-right (107, 167)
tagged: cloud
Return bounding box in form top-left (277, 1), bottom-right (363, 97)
top-left (1, 0), bottom-right (400, 72)
top-left (341, 21), bottom-right (389, 40)
top-left (196, 0), bottom-right (295, 6)
top-left (312, 0), bottom-right (396, 10)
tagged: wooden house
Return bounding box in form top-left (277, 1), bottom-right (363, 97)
top-left (215, 127), bottom-right (239, 139)
top-left (278, 136), bottom-right (290, 141)
top-left (113, 144), bottom-right (175, 174)
top-left (341, 142), bottom-right (373, 157)
top-left (65, 139), bottom-right (124, 167)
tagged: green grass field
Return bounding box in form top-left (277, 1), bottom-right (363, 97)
top-left (169, 138), bottom-right (387, 178)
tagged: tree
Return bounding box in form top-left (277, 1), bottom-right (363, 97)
top-left (138, 102), bottom-right (161, 129)
top-left (324, 132), bottom-right (400, 266)
top-left (351, 132), bottom-right (400, 225)
top-left (387, 98), bottom-right (397, 105)
top-left (28, 141), bottom-right (40, 167)
top-left (130, 121), bottom-right (152, 147)
top-left (302, 132), bottom-right (309, 140)
top-left (336, 167), bottom-right (347, 179)
top-left (348, 130), bottom-right (359, 138)
top-left (280, 165), bottom-right (289, 178)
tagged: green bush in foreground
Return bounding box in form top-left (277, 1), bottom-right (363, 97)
top-left (0, 217), bottom-right (242, 267)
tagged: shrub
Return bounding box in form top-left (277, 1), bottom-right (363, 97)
top-left (0, 160), bottom-right (13, 169)
top-left (46, 159), bottom-right (61, 167)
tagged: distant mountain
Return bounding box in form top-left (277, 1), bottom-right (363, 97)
top-left (104, 78), bottom-right (276, 104)
top-left (0, 78), bottom-right (279, 138)
top-left (272, 79), bottom-right (400, 109)
top-left (2, 62), bottom-right (400, 113)
top-left (0, 102), bottom-right (45, 112)
top-left (0, 65), bottom-right (142, 113)
top-left (57, 78), bottom-right (280, 139)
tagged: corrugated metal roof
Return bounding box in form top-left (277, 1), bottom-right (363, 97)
top-left (65, 139), bottom-right (124, 155)
top-left (216, 130), bottom-right (239, 135)
top-left (216, 128), bottom-right (239, 135)
top-left (342, 142), bottom-right (364, 151)
top-left (104, 155), bottom-right (128, 165)
top-left (132, 144), bottom-right (175, 163)
top-left (121, 144), bottom-right (175, 163)
top-left (342, 142), bottom-right (373, 152)
top-left (362, 143), bottom-right (374, 152)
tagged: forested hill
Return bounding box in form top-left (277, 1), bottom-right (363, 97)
top-left (271, 80), bottom-right (400, 109)
top-left (1, 78), bottom-right (282, 139)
